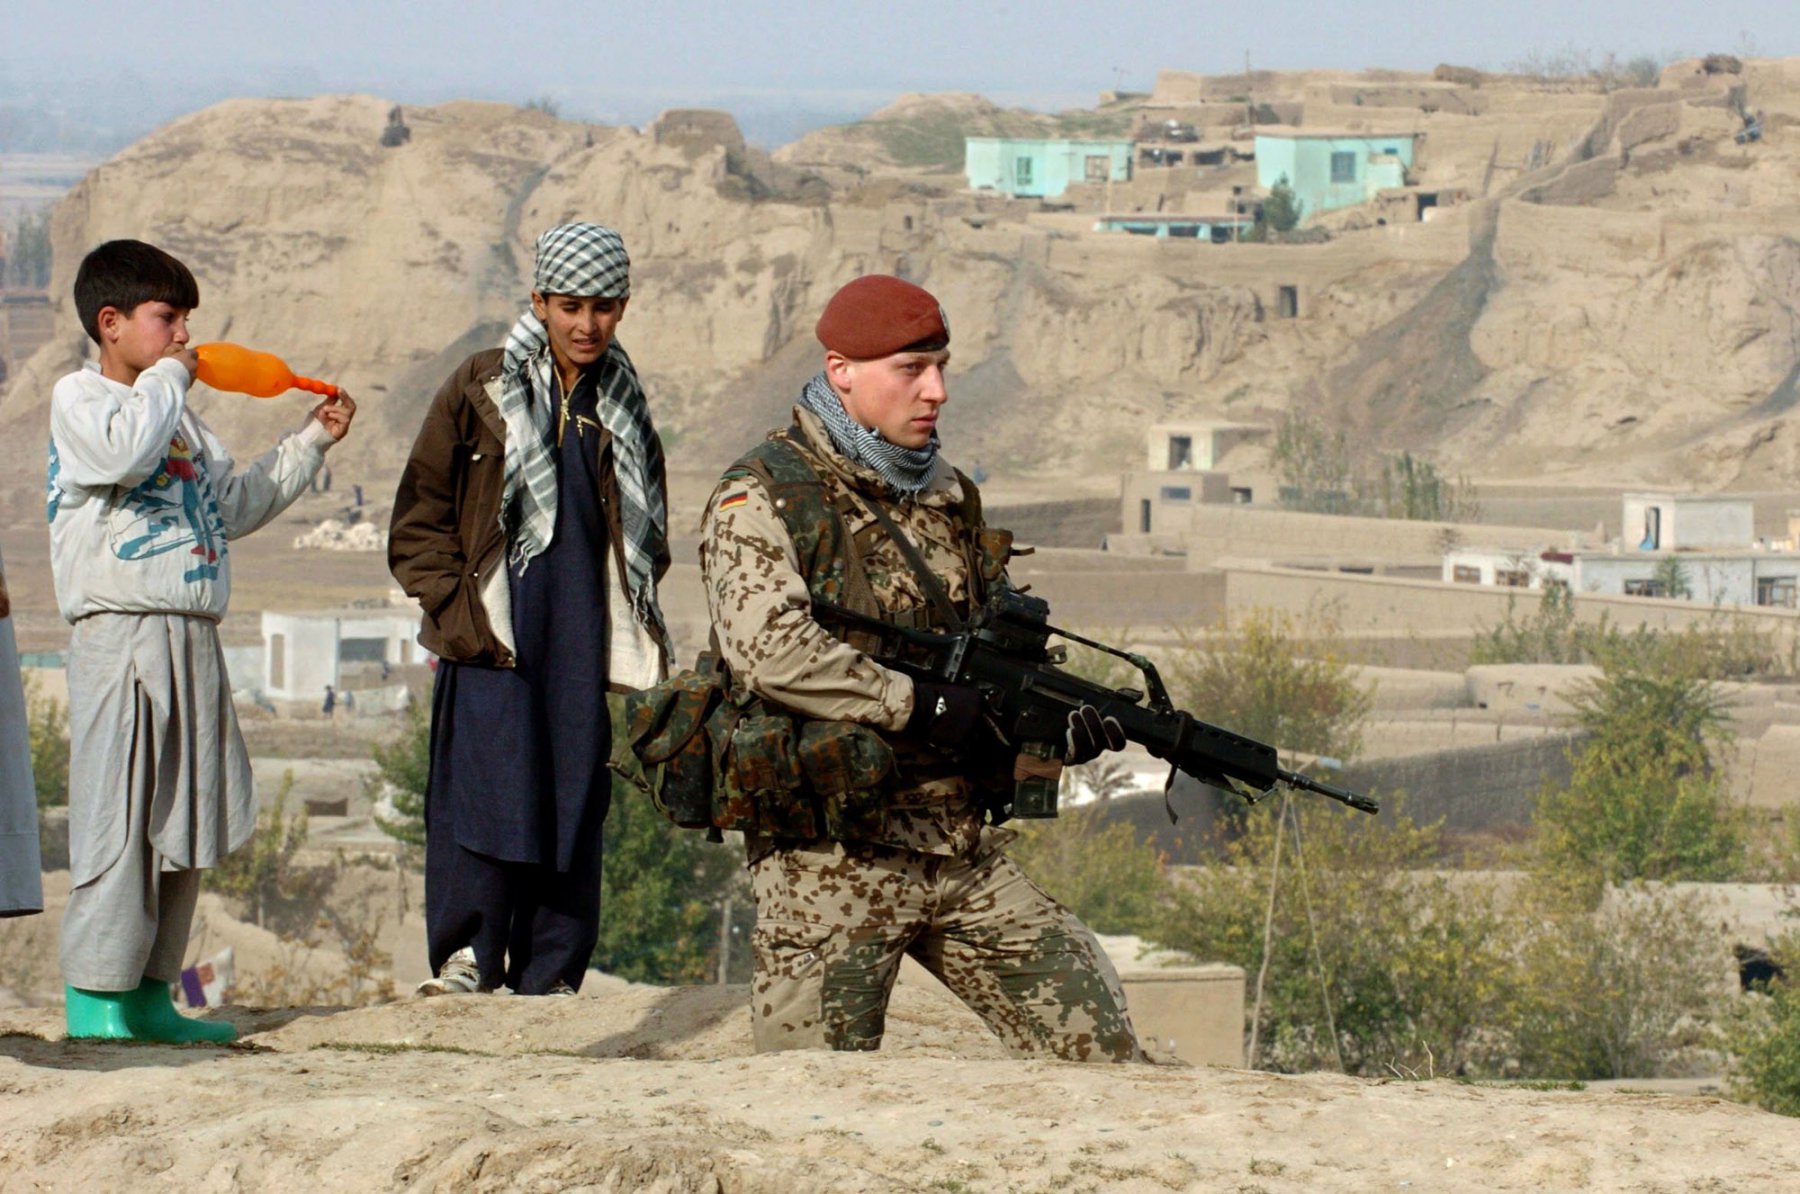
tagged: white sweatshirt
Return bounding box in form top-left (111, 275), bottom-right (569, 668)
top-left (48, 358), bottom-right (333, 623)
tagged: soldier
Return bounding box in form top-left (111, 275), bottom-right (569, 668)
top-left (699, 275), bottom-right (1143, 1060)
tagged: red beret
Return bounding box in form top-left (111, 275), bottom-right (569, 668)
top-left (815, 275), bottom-right (949, 358)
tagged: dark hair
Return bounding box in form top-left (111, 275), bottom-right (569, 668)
top-left (73, 239), bottom-right (199, 344)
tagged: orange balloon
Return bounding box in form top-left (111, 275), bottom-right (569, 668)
top-left (193, 343), bottom-right (339, 399)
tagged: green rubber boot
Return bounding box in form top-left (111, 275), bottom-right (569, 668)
top-left (64, 985), bottom-right (137, 1040)
top-left (126, 979), bottom-right (237, 1044)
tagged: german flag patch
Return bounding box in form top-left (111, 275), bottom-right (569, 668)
top-left (717, 491), bottom-right (749, 511)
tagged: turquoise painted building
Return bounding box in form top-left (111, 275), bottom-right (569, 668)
top-left (965, 137), bottom-right (1134, 199)
top-left (1253, 131), bottom-right (1418, 221)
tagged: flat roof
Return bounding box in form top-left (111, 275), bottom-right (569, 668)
top-left (1097, 213), bottom-right (1254, 223)
top-left (1251, 128), bottom-right (1420, 140)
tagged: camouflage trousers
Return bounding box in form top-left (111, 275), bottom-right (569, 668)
top-left (747, 837), bottom-right (1144, 1062)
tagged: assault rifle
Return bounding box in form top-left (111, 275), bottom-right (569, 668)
top-left (818, 587), bottom-right (1379, 820)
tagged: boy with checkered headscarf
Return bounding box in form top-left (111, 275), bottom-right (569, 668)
top-left (390, 222), bottom-right (671, 995)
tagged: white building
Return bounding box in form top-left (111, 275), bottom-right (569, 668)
top-left (1113, 421), bottom-right (1264, 550)
top-left (1445, 493), bottom-right (1800, 609)
top-left (262, 608), bottom-right (424, 703)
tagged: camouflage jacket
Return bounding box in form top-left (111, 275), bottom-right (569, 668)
top-left (699, 406), bottom-right (1007, 857)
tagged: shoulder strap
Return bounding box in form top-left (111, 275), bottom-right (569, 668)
top-left (737, 431), bottom-right (881, 618)
top-left (849, 492), bottom-right (966, 632)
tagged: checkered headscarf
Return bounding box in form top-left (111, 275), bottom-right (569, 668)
top-left (497, 222), bottom-right (667, 637)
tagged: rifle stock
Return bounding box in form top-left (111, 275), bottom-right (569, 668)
top-left (818, 589), bottom-right (1379, 819)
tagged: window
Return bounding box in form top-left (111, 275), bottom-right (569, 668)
top-left (1639, 507), bottom-right (1661, 551)
top-left (1167, 435), bottom-right (1194, 470)
top-left (1084, 154), bottom-right (1110, 182)
top-left (1014, 156), bottom-right (1034, 186)
top-left (340, 637), bottom-right (388, 663)
top-left (1139, 499), bottom-right (1152, 533)
top-left (1624, 578), bottom-right (1667, 597)
top-left (1452, 565), bottom-right (1482, 584)
top-left (1330, 151), bottom-right (1357, 183)
top-left (1277, 285), bottom-right (1299, 319)
top-left (1383, 146), bottom-right (1399, 156)
top-left (1496, 570), bottom-right (1530, 588)
top-left (1758, 576), bottom-right (1797, 608)
top-left (1159, 486), bottom-right (1193, 503)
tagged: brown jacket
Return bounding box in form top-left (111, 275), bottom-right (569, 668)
top-left (388, 349), bottom-right (671, 669)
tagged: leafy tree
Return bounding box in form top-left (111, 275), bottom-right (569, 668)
top-left (1008, 807), bottom-right (1167, 937)
top-left (205, 773), bottom-right (313, 929)
top-left (1163, 605), bottom-right (1373, 767)
top-left (1374, 451), bottom-right (1481, 523)
top-left (1533, 645), bottom-right (1743, 887)
top-left (369, 702), bottom-right (428, 852)
top-left (1270, 412), bottom-right (1355, 514)
top-left (1257, 175), bottom-right (1304, 236)
top-left (1651, 555), bottom-right (1693, 599)
top-left (594, 789), bottom-right (744, 985)
top-left (22, 673), bottom-right (68, 808)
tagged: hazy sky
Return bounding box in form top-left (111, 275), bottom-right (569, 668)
top-left (5, 0), bottom-right (1797, 143)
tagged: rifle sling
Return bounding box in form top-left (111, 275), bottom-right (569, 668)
top-left (848, 490), bottom-right (967, 633)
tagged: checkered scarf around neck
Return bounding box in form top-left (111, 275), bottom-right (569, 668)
top-left (497, 222), bottom-right (667, 634)
top-left (797, 372), bottom-right (939, 497)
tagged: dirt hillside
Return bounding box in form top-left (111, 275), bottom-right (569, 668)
top-left (2, 993), bottom-right (1795, 1192)
top-left (1, 61), bottom-right (1798, 520)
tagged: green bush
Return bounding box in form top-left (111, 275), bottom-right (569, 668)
top-left (1162, 606), bottom-right (1373, 765)
top-left (205, 773), bottom-right (314, 929)
top-left (23, 673), bottom-right (69, 809)
top-left (1150, 797), bottom-right (1514, 1077)
top-left (1533, 649), bottom-right (1743, 886)
top-left (593, 786), bottom-right (746, 985)
top-left (1726, 932), bottom-right (1800, 1116)
top-left (1509, 883), bottom-right (1726, 1080)
top-left (1472, 587), bottom-right (1795, 677)
top-left (1007, 805), bottom-right (1167, 937)
top-left (369, 701), bottom-right (429, 853)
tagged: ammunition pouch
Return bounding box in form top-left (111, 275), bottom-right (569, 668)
top-left (612, 653), bottom-right (897, 841)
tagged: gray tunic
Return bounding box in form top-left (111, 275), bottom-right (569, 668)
top-left (0, 544), bottom-right (41, 916)
top-left (65, 612), bottom-right (252, 886)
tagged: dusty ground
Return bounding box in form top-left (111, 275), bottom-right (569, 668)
top-left (0, 987), bottom-right (1793, 1193)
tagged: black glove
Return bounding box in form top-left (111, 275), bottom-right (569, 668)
top-left (1065, 705), bottom-right (1127, 765)
top-left (907, 680), bottom-right (986, 752)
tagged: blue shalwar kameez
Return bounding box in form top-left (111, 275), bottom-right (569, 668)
top-left (425, 373), bottom-right (611, 993)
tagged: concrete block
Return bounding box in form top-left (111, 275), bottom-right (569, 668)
top-left (1117, 964), bottom-right (1246, 1067)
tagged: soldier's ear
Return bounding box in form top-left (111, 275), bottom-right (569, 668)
top-left (824, 351), bottom-right (854, 394)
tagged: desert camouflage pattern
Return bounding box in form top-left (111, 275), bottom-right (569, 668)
top-left (749, 837), bottom-right (1143, 1061)
top-left (699, 406), bottom-right (988, 856)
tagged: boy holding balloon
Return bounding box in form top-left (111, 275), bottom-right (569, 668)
top-left (46, 238), bottom-right (355, 1041)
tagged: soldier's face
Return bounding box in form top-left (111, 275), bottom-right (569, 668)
top-left (828, 348), bottom-right (951, 449)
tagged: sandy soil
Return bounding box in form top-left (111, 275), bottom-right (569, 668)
top-left (1, 984), bottom-right (1793, 1193)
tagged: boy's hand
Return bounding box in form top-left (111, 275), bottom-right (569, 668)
top-left (172, 348), bottom-right (198, 379)
top-left (311, 391), bottom-right (357, 441)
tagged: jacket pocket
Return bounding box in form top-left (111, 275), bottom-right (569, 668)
top-left (798, 721), bottom-right (893, 842)
top-left (453, 438), bottom-right (505, 568)
top-left (433, 574), bottom-right (493, 664)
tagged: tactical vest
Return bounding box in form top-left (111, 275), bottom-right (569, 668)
top-left (612, 427), bottom-right (1014, 844)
